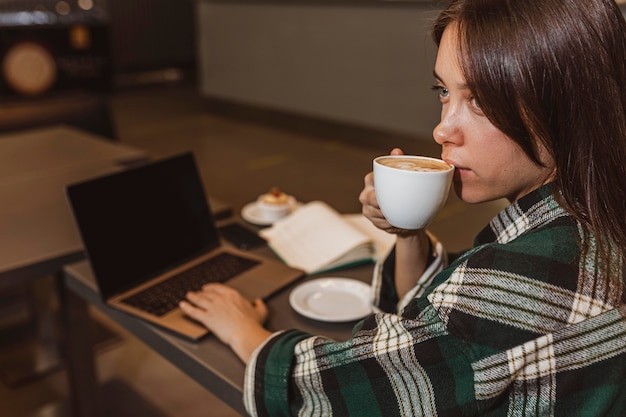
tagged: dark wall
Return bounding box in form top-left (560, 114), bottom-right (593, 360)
top-left (107, 0), bottom-right (196, 74)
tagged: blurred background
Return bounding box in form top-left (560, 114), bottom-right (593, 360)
top-left (0, 0), bottom-right (446, 141)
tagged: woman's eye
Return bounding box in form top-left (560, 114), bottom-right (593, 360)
top-left (430, 85), bottom-right (449, 98)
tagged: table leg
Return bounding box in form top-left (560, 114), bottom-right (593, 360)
top-left (57, 274), bottom-right (102, 417)
top-left (0, 276), bottom-right (63, 386)
top-left (30, 276), bottom-right (62, 374)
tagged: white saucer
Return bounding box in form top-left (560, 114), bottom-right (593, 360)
top-left (241, 198), bottom-right (300, 226)
top-left (289, 278), bottom-right (372, 322)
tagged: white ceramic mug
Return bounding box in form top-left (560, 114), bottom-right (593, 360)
top-left (373, 155), bottom-right (454, 230)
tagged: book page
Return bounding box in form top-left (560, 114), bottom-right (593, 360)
top-left (342, 214), bottom-right (395, 261)
top-left (259, 201), bottom-right (374, 274)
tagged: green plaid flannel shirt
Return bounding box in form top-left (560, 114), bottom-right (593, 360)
top-left (243, 184), bottom-right (626, 416)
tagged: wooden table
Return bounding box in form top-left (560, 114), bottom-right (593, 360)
top-left (0, 125), bottom-right (149, 385)
top-left (62, 247), bottom-right (372, 416)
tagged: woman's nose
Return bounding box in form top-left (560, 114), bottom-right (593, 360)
top-left (433, 108), bottom-right (460, 145)
top-left (433, 122), bottom-right (446, 145)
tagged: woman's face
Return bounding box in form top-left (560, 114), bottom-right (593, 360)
top-left (432, 25), bottom-right (555, 203)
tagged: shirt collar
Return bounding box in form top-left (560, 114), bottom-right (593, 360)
top-left (474, 184), bottom-right (568, 246)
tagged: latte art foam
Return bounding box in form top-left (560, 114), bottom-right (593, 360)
top-left (386, 161), bottom-right (440, 172)
top-left (378, 157), bottom-right (450, 172)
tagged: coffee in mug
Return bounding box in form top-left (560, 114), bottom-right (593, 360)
top-left (377, 156), bottom-right (451, 172)
top-left (373, 155), bottom-right (454, 229)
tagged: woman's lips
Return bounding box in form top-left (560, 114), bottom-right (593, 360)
top-left (454, 167), bottom-right (472, 181)
top-left (444, 160), bottom-right (470, 180)
top-left (443, 158), bottom-right (463, 171)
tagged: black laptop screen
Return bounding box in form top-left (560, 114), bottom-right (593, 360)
top-left (66, 152), bottom-right (221, 299)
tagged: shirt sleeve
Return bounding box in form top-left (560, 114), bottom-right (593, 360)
top-left (371, 231), bottom-right (447, 314)
top-left (243, 305), bottom-right (478, 417)
top-left (244, 330), bottom-right (310, 417)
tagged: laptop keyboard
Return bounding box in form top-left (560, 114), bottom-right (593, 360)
top-left (120, 252), bottom-right (260, 317)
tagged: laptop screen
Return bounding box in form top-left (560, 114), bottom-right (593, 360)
top-left (66, 152), bottom-right (221, 299)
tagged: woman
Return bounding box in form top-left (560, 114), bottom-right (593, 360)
top-left (181, 0), bottom-right (626, 415)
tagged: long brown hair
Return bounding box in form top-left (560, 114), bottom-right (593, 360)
top-left (433, 0), bottom-right (626, 284)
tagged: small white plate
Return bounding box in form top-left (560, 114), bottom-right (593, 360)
top-left (241, 198), bottom-right (300, 226)
top-left (289, 278), bottom-right (372, 322)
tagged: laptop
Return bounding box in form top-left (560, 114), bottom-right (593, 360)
top-left (65, 152), bottom-right (304, 340)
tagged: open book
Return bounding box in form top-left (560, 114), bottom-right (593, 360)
top-left (259, 201), bottom-right (395, 275)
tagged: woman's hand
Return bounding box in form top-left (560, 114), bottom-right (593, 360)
top-left (179, 284), bottom-right (272, 363)
top-left (359, 148), bottom-right (420, 236)
top-left (359, 148), bottom-right (432, 298)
